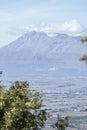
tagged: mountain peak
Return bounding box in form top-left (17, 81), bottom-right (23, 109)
top-left (24, 31), bottom-right (47, 37)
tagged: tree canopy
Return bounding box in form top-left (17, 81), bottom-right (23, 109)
top-left (0, 81), bottom-right (47, 130)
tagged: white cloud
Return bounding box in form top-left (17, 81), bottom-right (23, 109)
top-left (21, 20), bottom-right (86, 36)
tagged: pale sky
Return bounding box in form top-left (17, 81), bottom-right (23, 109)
top-left (0, 0), bottom-right (87, 47)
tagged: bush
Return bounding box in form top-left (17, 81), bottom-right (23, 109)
top-left (51, 114), bottom-right (69, 130)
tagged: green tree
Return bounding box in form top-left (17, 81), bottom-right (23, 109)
top-left (80, 36), bottom-right (87, 61)
top-left (81, 36), bottom-right (87, 43)
top-left (51, 114), bottom-right (69, 130)
top-left (0, 81), bottom-right (47, 130)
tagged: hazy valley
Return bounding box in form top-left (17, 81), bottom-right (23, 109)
top-left (0, 31), bottom-right (87, 129)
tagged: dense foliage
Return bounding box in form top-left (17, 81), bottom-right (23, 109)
top-left (0, 81), bottom-right (47, 130)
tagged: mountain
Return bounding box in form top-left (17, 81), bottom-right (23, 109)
top-left (0, 31), bottom-right (87, 74)
top-left (0, 31), bottom-right (86, 64)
